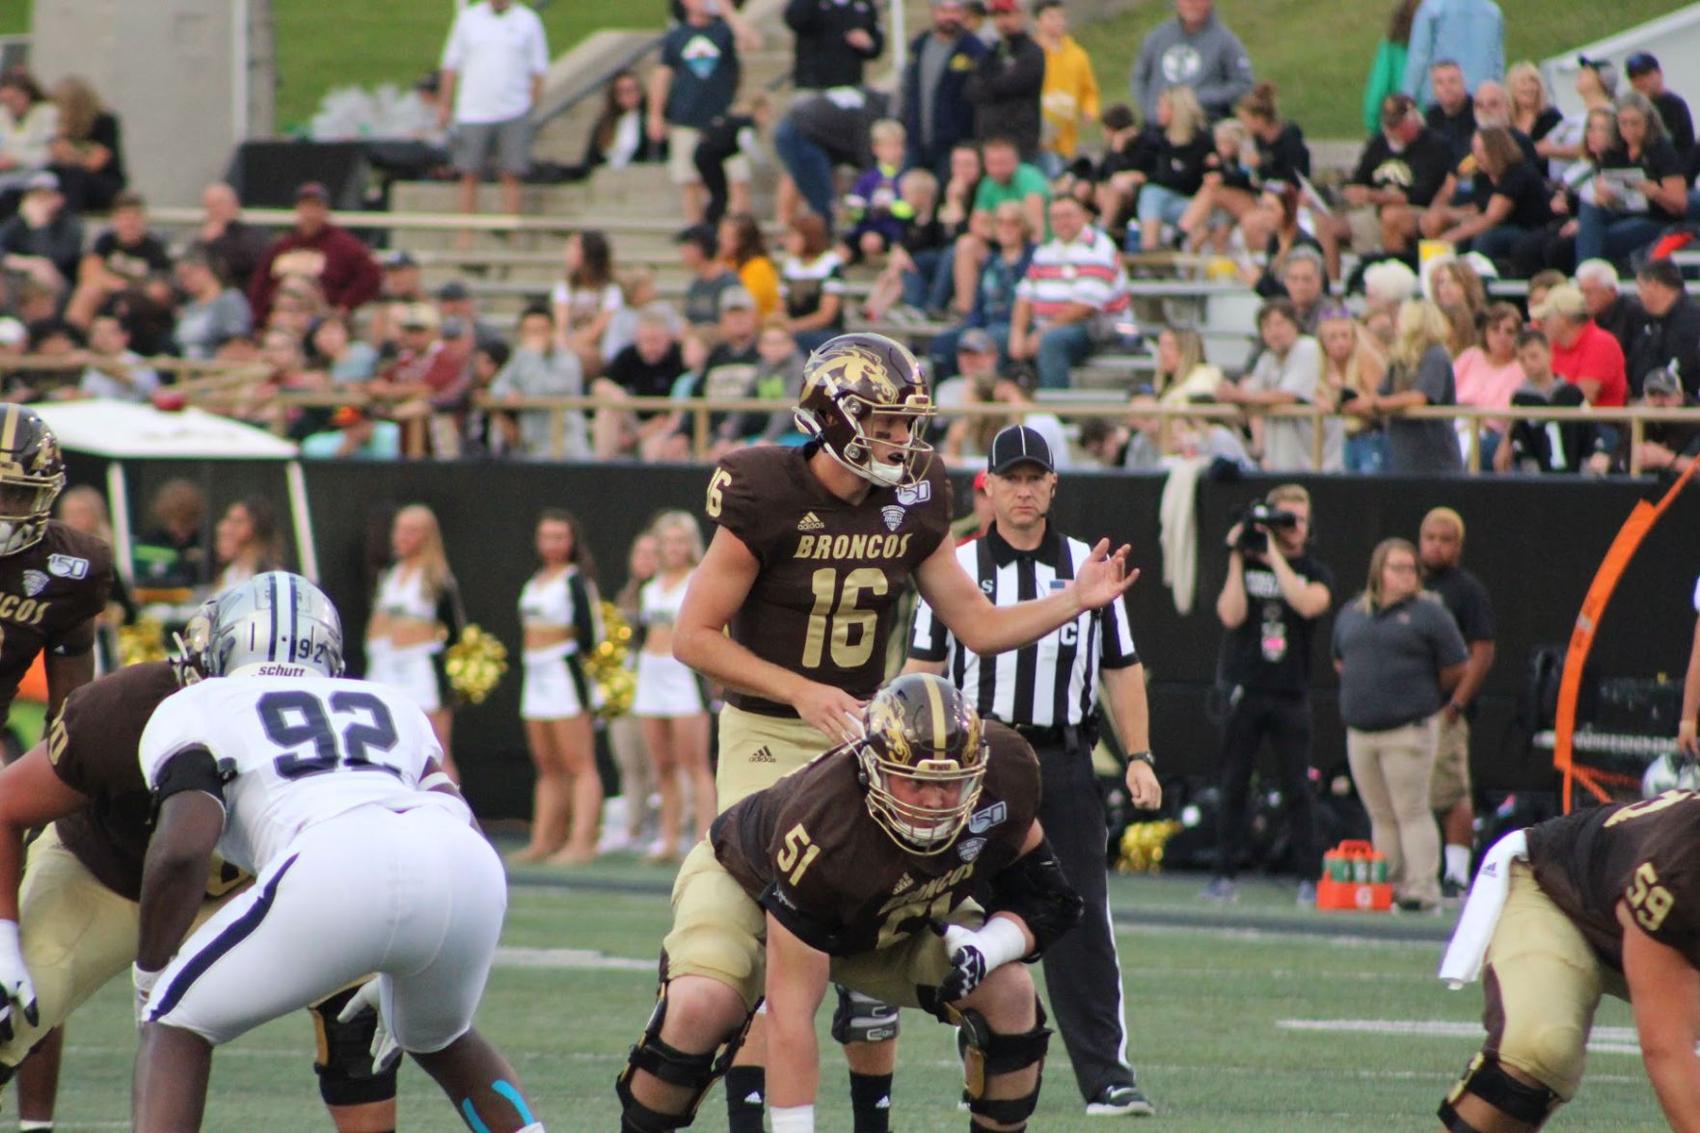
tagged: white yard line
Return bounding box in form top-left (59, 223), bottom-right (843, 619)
top-left (1278, 1018), bottom-right (1644, 1056)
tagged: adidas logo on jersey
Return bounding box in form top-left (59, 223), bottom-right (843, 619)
top-left (750, 746), bottom-right (776, 764)
top-left (797, 512), bottom-right (826, 531)
top-left (891, 872), bottom-right (914, 895)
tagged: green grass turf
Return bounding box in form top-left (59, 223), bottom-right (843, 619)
top-left (1074, 1), bottom-right (1686, 140)
top-left (37, 854), bottom-right (1667, 1131)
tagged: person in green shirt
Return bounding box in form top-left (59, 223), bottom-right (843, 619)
top-left (1361, 0), bottom-right (1419, 134)
top-left (953, 136), bottom-right (1050, 316)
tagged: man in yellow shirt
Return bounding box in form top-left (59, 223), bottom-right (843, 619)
top-left (1034, 0), bottom-right (1100, 176)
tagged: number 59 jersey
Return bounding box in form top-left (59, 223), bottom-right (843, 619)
top-left (706, 446), bottom-right (951, 717)
top-left (139, 674), bottom-right (445, 876)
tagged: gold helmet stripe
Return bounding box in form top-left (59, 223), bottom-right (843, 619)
top-left (924, 675), bottom-right (947, 753)
top-left (0, 406), bottom-right (19, 454)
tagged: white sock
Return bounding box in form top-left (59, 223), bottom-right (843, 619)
top-left (1444, 844), bottom-right (1472, 885)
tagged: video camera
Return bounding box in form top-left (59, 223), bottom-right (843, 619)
top-left (1234, 502), bottom-right (1300, 555)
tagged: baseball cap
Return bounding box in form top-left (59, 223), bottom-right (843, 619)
top-left (381, 249), bottom-right (417, 270)
top-left (295, 181), bottom-right (331, 203)
top-left (1626, 52), bottom-right (1660, 78)
top-left (437, 280), bottom-right (471, 302)
top-left (987, 0), bottom-right (1020, 12)
top-left (399, 302), bottom-right (441, 330)
top-left (1578, 56), bottom-right (1619, 95)
top-left (675, 223), bottom-right (718, 256)
top-left (987, 424), bottom-right (1053, 475)
top-left (1642, 368), bottom-right (1682, 397)
top-left (1530, 283), bottom-right (1586, 321)
top-left (22, 171), bottom-right (57, 194)
top-left (957, 327), bottom-right (997, 355)
top-left (719, 286), bottom-right (757, 313)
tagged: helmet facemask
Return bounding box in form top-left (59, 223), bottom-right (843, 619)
top-left (859, 749), bottom-right (986, 855)
top-left (798, 393), bottom-right (936, 488)
top-left (0, 471), bottom-right (62, 556)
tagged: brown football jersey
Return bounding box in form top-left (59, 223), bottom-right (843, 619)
top-left (711, 721), bottom-right (1040, 956)
top-left (0, 522), bottom-right (113, 722)
top-left (1525, 790), bottom-right (1700, 972)
top-left (47, 662), bottom-right (183, 901)
top-left (705, 445), bottom-right (952, 716)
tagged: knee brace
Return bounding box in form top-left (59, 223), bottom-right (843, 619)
top-left (1439, 1052), bottom-right (1560, 1132)
top-left (950, 1000), bottom-right (1051, 1129)
top-left (831, 986), bottom-right (901, 1045)
top-left (310, 986), bottom-right (399, 1108)
top-left (615, 983), bottom-right (754, 1132)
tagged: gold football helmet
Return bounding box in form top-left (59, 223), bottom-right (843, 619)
top-left (857, 673), bottom-right (988, 855)
top-left (794, 333), bottom-right (935, 488)
top-left (0, 405), bottom-right (65, 556)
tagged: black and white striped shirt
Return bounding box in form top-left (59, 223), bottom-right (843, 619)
top-left (908, 524), bottom-right (1140, 727)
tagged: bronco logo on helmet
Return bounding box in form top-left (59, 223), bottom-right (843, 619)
top-left (794, 333), bottom-right (936, 489)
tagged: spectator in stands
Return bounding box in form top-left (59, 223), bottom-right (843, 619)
top-left (0, 173), bottom-right (82, 295)
top-left (1271, 245), bottom-right (1328, 332)
top-left (693, 94), bottom-right (773, 228)
top-left (1432, 127), bottom-right (1551, 278)
top-left (778, 214), bottom-right (845, 354)
top-left (438, 0), bottom-right (550, 223)
top-left (1362, 1), bottom-right (1419, 135)
top-left (773, 86), bottom-right (892, 227)
top-left (594, 306), bottom-right (686, 460)
top-left (65, 190), bottom-right (170, 329)
top-left (601, 268), bottom-right (670, 365)
top-left (1424, 255), bottom-right (1487, 328)
top-left (901, 0), bottom-right (987, 181)
top-left (1152, 325), bottom-right (1223, 405)
top-left (1344, 94), bottom-right (1452, 258)
top-left (1033, 0), bottom-right (1099, 177)
top-left (1009, 194), bottom-right (1128, 389)
top-left (841, 119), bottom-right (914, 262)
top-left (437, 279), bottom-right (503, 354)
top-left (1218, 298), bottom-right (1332, 472)
top-left (684, 287), bottom-right (763, 457)
top-left (1132, 85), bottom-right (1211, 252)
top-left (1318, 307), bottom-right (1388, 472)
top-left (1403, 0), bottom-right (1502, 109)
top-left (549, 230), bottom-right (621, 378)
top-left (74, 312), bottom-right (158, 402)
top-left (210, 497), bottom-right (280, 595)
top-left (399, 71), bottom-right (450, 147)
top-left (1534, 282), bottom-right (1627, 408)
top-left (1451, 301), bottom-right (1523, 462)
top-left (193, 182), bottom-right (268, 294)
top-left (1422, 60), bottom-right (1475, 169)
top-left (1194, 83), bottom-right (1314, 263)
top-left (941, 340), bottom-right (1070, 465)
top-left (365, 250), bottom-right (428, 350)
top-left (1130, 0), bottom-right (1254, 122)
top-left (1507, 62), bottom-right (1565, 167)
top-left (1576, 92), bottom-right (1686, 269)
top-left (1626, 53), bottom-right (1695, 157)
top-left (933, 198), bottom-right (1034, 373)
top-left (1627, 367), bottom-right (1700, 478)
top-left (1627, 258), bottom-right (1700, 399)
top-left (0, 71), bottom-right (55, 196)
top-left (307, 312), bottom-right (378, 386)
top-left (1361, 298), bottom-right (1463, 473)
top-left (650, 0), bottom-right (743, 226)
top-left (299, 404), bottom-right (403, 461)
top-left (1575, 257), bottom-right (1637, 354)
top-left (461, 339), bottom-right (512, 456)
top-left (133, 479), bottom-right (208, 592)
top-left (951, 136), bottom-right (1046, 316)
top-left (676, 224), bottom-right (739, 326)
top-left (491, 305), bottom-right (588, 460)
top-left (786, 0), bottom-right (883, 93)
top-left (717, 212), bottom-right (780, 319)
top-left (46, 77), bottom-right (126, 213)
top-left (966, 0), bottom-right (1046, 161)
top-left (862, 168), bottom-right (949, 320)
top-left (249, 182), bottom-right (381, 325)
top-left (173, 248), bottom-right (252, 362)
top-left (368, 303), bottom-right (473, 456)
top-left (579, 70), bottom-right (666, 175)
top-left (1242, 185), bottom-right (1327, 300)
top-left (1494, 327), bottom-right (1591, 473)
top-left (750, 321), bottom-right (807, 441)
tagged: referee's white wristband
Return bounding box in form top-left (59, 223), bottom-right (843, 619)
top-left (771, 1104), bottom-right (816, 1133)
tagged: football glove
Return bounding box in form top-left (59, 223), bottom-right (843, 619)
top-left (0, 921), bottom-right (35, 1043)
top-left (335, 978), bottom-right (401, 1074)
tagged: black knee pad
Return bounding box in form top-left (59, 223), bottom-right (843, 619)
top-left (955, 999), bottom-right (1050, 1126)
top-left (310, 986), bottom-right (399, 1108)
top-left (831, 986), bottom-right (901, 1045)
top-left (1439, 1052), bottom-right (1560, 1131)
top-left (615, 983), bottom-right (754, 1131)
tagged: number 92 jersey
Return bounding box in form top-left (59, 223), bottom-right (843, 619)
top-left (705, 446), bottom-right (951, 716)
top-left (138, 673), bottom-right (443, 876)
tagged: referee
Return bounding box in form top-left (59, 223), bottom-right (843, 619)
top-left (905, 424), bottom-right (1161, 1118)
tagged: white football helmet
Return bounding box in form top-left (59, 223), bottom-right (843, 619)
top-left (184, 572), bottom-right (345, 679)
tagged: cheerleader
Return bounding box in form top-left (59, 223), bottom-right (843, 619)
top-left (513, 509), bottom-right (606, 865)
top-left (364, 504), bottom-right (465, 779)
top-left (633, 510), bottom-right (713, 861)
top-left (601, 529), bottom-right (660, 853)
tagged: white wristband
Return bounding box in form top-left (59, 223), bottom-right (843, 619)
top-left (771, 1104), bottom-right (816, 1133)
top-left (974, 916), bottom-right (1032, 970)
top-left (0, 919), bottom-right (20, 956)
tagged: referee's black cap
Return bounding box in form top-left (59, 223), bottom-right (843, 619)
top-left (988, 425), bottom-right (1053, 475)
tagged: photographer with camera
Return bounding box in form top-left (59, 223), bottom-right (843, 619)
top-left (1203, 483), bottom-right (1334, 906)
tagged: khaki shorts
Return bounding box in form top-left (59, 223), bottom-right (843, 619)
top-left (0, 824), bottom-right (238, 1067)
top-left (715, 704), bottom-right (832, 812)
top-left (667, 125), bottom-right (751, 186)
top-left (1430, 714), bottom-right (1472, 812)
top-left (660, 842), bottom-right (974, 1011)
top-left (1475, 863), bottom-right (1626, 1100)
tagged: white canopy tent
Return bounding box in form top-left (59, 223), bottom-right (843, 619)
top-left (34, 401), bottom-right (319, 585)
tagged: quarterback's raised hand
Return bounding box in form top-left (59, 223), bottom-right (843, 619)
top-left (1071, 539), bottom-right (1140, 612)
top-left (336, 978), bottom-right (402, 1074)
top-left (0, 920), bottom-right (37, 1043)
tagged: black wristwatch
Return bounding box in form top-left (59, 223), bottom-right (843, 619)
top-left (1127, 750), bottom-right (1156, 769)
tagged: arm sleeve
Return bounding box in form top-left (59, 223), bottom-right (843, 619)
top-left (1099, 593), bottom-right (1140, 669)
top-left (153, 746), bottom-right (228, 809)
top-left (706, 455), bottom-right (770, 559)
top-left (440, 13), bottom-right (468, 71)
top-left (1431, 602), bottom-right (1469, 669)
top-left (530, 16), bottom-right (550, 77)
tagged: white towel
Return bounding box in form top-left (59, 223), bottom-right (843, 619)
top-left (1158, 457), bottom-right (1207, 616)
top-left (1437, 830), bottom-right (1529, 989)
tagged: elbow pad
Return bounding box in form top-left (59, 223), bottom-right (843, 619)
top-left (985, 840), bottom-right (1084, 958)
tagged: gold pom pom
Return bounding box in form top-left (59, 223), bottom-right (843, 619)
top-left (584, 601), bottom-right (636, 718)
top-left (444, 624), bottom-right (509, 706)
top-left (1117, 820), bottom-right (1182, 874)
top-left (118, 618), bottom-right (169, 667)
